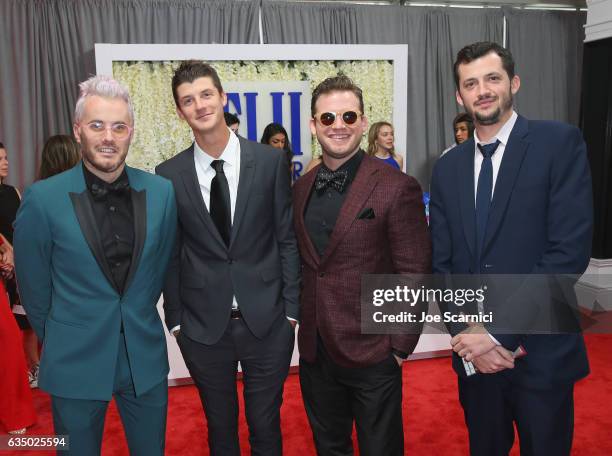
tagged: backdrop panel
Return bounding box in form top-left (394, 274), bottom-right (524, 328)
top-left (0, 0), bottom-right (259, 187)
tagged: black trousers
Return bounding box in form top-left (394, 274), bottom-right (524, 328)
top-left (459, 374), bottom-right (575, 456)
top-left (299, 343), bottom-right (404, 456)
top-left (178, 313), bottom-right (294, 456)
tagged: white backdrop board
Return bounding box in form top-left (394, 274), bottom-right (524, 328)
top-left (95, 44), bottom-right (408, 177)
top-left (96, 43), bottom-right (448, 381)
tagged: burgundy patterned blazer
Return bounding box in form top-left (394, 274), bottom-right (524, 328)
top-left (293, 154), bottom-right (431, 368)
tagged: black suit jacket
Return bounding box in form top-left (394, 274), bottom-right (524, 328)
top-left (155, 137), bottom-right (300, 344)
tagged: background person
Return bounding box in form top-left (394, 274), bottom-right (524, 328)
top-left (261, 122), bottom-right (294, 170)
top-left (0, 234), bottom-right (36, 435)
top-left (0, 142), bottom-right (40, 387)
top-left (367, 121), bottom-right (404, 170)
top-left (303, 156), bottom-right (321, 174)
top-left (441, 112), bottom-right (474, 156)
top-left (224, 111), bottom-right (240, 134)
top-left (38, 134), bottom-right (81, 180)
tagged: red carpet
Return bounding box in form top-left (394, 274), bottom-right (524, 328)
top-left (4, 334), bottom-right (611, 455)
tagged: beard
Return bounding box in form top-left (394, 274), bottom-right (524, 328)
top-left (470, 91), bottom-right (514, 126)
top-left (81, 141), bottom-right (128, 176)
top-left (475, 107), bottom-right (502, 125)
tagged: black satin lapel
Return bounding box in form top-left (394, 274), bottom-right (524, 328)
top-left (69, 191), bottom-right (120, 294)
top-left (230, 147), bottom-right (255, 248)
top-left (124, 189), bottom-right (146, 293)
top-left (180, 167), bottom-right (226, 248)
top-left (457, 145), bottom-right (476, 259)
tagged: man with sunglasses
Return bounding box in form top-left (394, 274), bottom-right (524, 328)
top-left (292, 75), bottom-right (431, 455)
top-left (13, 75), bottom-right (177, 455)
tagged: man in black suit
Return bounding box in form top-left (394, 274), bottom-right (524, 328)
top-left (155, 61), bottom-right (300, 456)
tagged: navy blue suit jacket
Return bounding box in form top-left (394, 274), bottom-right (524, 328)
top-left (430, 114), bottom-right (593, 389)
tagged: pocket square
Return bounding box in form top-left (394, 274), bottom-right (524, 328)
top-left (357, 207), bottom-right (375, 220)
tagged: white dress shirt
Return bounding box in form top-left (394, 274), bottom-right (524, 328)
top-left (193, 129), bottom-right (241, 223)
top-left (472, 111), bottom-right (518, 347)
top-left (473, 110), bottom-right (518, 203)
top-left (194, 129), bottom-right (241, 312)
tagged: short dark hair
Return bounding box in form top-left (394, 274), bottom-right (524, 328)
top-left (260, 122), bottom-right (293, 165)
top-left (172, 60), bottom-right (224, 106)
top-left (261, 122), bottom-right (288, 145)
top-left (453, 42), bottom-right (515, 88)
top-left (0, 142), bottom-right (4, 149)
top-left (38, 135), bottom-right (81, 180)
top-left (224, 112), bottom-right (239, 126)
top-left (452, 112), bottom-right (474, 137)
top-left (310, 74), bottom-right (364, 117)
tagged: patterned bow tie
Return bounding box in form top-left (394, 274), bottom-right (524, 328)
top-left (90, 180), bottom-right (130, 201)
top-left (314, 168), bottom-right (349, 193)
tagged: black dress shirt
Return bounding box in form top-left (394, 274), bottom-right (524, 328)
top-left (304, 151), bottom-right (408, 360)
top-left (83, 165), bottom-right (134, 294)
top-left (304, 150), bottom-right (364, 257)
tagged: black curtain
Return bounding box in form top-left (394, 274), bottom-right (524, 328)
top-left (580, 37), bottom-right (612, 259)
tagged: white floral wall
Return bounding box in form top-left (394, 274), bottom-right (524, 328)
top-left (113, 60), bottom-right (394, 171)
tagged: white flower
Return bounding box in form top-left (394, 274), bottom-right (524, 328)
top-left (113, 60), bottom-right (394, 170)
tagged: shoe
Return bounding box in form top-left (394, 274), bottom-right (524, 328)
top-left (8, 428), bottom-right (26, 434)
top-left (28, 364), bottom-right (39, 388)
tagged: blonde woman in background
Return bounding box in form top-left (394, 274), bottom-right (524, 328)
top-left (367, 121), bottom-right (403, 171)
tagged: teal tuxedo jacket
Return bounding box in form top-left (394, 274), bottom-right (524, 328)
top-left (14, 163), bottom-right (177, 400)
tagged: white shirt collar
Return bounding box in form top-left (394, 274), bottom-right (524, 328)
top-left (193, 128), bottom-right (239, 169)
top-left (474, 110), bottom-right (518, 147)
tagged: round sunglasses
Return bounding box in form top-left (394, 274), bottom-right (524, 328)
top-left (313, 110), bottom-right (362, 126)
top-left (79, 121), bottom-right (133, 140)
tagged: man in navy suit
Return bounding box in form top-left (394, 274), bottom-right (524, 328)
top-left (430, 42), bottom-right (592, 455)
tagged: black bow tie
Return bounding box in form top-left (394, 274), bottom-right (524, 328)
top-left (314, 168), bottom-right (349, 193)
top-left (90, 180), bottom-right (130, 201)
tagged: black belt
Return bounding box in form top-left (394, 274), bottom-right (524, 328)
top-left (230, 309), bottom-right (242, 319)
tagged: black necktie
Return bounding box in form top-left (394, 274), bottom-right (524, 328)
top-left (210, 160), bottom-right (231, 246)
top-left (475, 140), bottom-right (501, 270)
top-left (314, 167), bottom-right (349, 193)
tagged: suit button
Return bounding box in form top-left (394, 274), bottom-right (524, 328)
top-left (319, 272), bottom-right (325, 277)
top-left (228, 259), bottom-right (233, 264)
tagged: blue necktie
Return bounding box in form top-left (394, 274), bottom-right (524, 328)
top-left (475, 140), bottom-right (501, 271)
